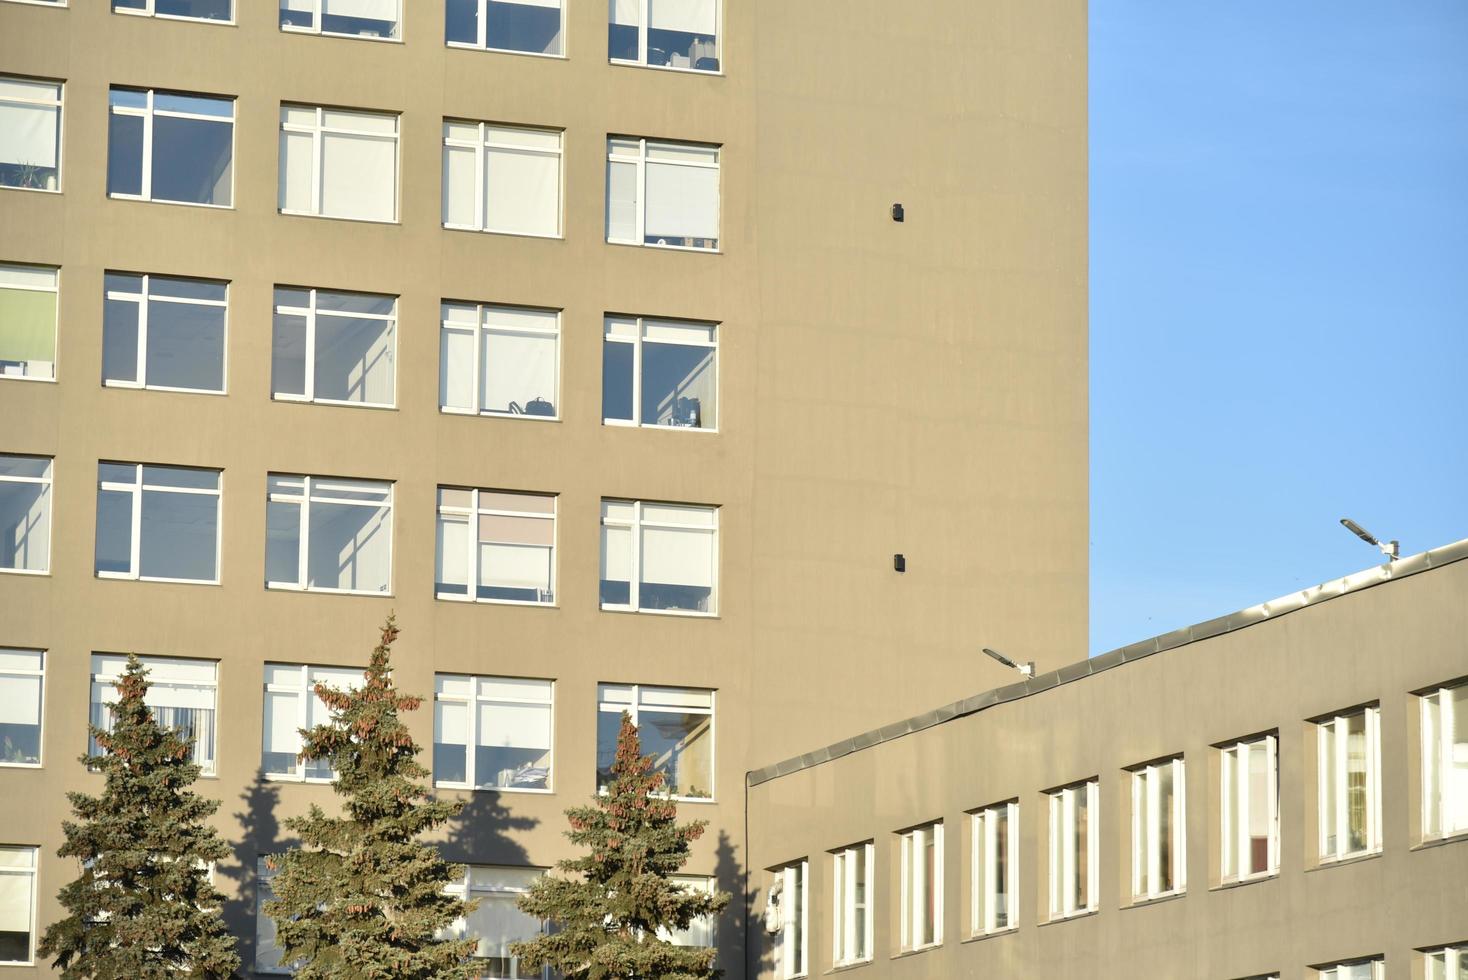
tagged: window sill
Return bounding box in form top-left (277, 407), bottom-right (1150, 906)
top-left (436, 594), bottom-right (557, 609)
top-left (609, 58), bottom-right (725, 78)
top-left (97, 574), bottom-right (221, 586)
top-left (263, 773), bottom-right (335, 785)
top-left (607, 239), bottom-right (722, 255)
top-left (1039, 908), bottom-right (1098, 927)
top-left (603, 420), bottom-right (720, 434)
top-left (273, 396), bottom-right (397, 412)
top-left (440, 408), bottom-right (561, 423)
top-left (1308, 850), bottom-right (1382, 872)
top-left (116, 11), bottom-right (236, 25)
top-left (0, 375), bottom-right (56, 383)
top-left (110, 194), bottom-right (234, 211)
top-left (435, 784), bottom-right (554, 796)
top-left (962, 926), bottom-right (1018, 944)
top-left (267, 585), bottom-right (395, 599)
top-left (278, 209), bottom-right (399, 227)
top-left (1211, 871), bottom-right (1279, 892)
top-left (828, 958), bottom-right (873, 973)
top-left (446, 42), bottom-right (566, 61)
top-left (1411, 829), bottom-right (1468, 851)
top-left (281, 26), bottom-right (403, 43)
top-left (891, 944), bottom-right (942, 960)
top-left (0, 568), bottom-right (49, 577)
top-left (0, 762), bottom-right (42, 770)
top-left (1122, 890), bottom-right (1186, 910)
top-left (443, 224), bottom-right (564, 242)
top-left (600, 605), bottom-right (719, 620)
top-left (0, 183), bottom-right (61, 195)
top-left (104, 382), bottom-right (226, 396)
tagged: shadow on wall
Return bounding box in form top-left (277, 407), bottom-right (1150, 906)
top-left (217, 773), bottom-right (292, 973)
top-left (714, 829), bottom-right (751, 977)
top-left (440, 789), bottom-right (538, 867)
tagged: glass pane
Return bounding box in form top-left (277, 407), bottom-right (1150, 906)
top-left (94, 487), bottom-right (133, 575)
top-left (1321, 722), bottom-right (1338, 855)
top-left (440, 327), bottom-right (475, 410)
top-left (155, 0), bottom-right (233, 19)
top-left (481, 328), bottom-right (556, 416)
top-left (608, 0), bottom-right (638, 61)
top-left (434, 700), bottom-right (468, 784)
top-left (107, 110), bottom-right (145, 196)
top-left (485, 0), bottom-right (563, 55)
top-left (1074, 787), bottom-right (1089, 910)
top-left (102, 298), bottom-right (141, 384)
top-left (279, 0), bottom-right (316, 30)
top-left (642, 339), bottom-right (715, 428)
top-left (279, 129), bottom-right (314, 212)
top-left (262, 689), bottom-right (299, 776)
top-left (993, 809), bottom-right (1010, 927)
top-left (435, 511), bottom-right (470, 596)
top-left (0, 480), bottom-right (49, 572)
top-left (313, 313), bottom-right (394, 404)
top-left (271, 311), bottom-right (308, 397)
top-left (595, 707), bottom-right (623, 789)
top-left (648, 0), bottom-right (718, 70)
top-left (0, 672), bottom-right (41, 765)
top-left (1247, 741), bottom-right (1271, 873)
top-left (139, 488), bottom-right (218, 581)
top-left (639, 707), bottom-right (712, 797)
top-left (444, 0), bottom-right (478, 43)
top-left (321, 0), bottom-right (399, 37)
top-left (306, 500), bottom-right (390, 592)
top-left (443, 144), bottom-right (477, 227)
top-left (640, 526), bottom-right (713, 612)
top-left (154, 93), bottom-right (233, 117)
top-left (149, 276), bottom-right (226, 302)
top-left (606, 158), bottom-right (637, 241)
top-left (476, 701), bottom-right (551, 788)
top-left (1346, 712), bottom-right (1368, 852)
top-left (1450, 685), bottom-right (1468, 833)
top-left (485, 145), bottom-right (559, 236)
top-left (320, 131), bottom-right (396, 221)
top-left (265, 499), bottom-right (301, 585)
top-left (144, 298), bottom-right (226, 391)
top-left (1157, 764), bottom-right (1174, 892)
top-left (316, 290), bottom-right (395, 316)
top-left (601, 338), bottom-right (634, 422)
top-left (151, 115), bottom-right (233, 206)
top-left (0, 98), bottom-right (60, 191)
top-left (599, 524), bottom-right (631, 606)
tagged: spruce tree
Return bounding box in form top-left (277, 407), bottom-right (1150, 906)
top-left (511, 714), bottom-right (730, 979)
top-left (264, 616), bottom-right (478, 979)
top-left (37, 654), bottom-right (240, 979)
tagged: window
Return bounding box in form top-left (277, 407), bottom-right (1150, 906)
top-left (0, 77), bottom-right (61, 192)
top-left (0, 454), bottom-right (51, 574)
top-left (603, 316), bottom-right (717, 430)
top-left (95, 463), bottom-right (221, 583)
top-left (898, 821), bottom-right (942, 951)
top-left (107, 88), bottom-right (233, 207)
top-left (280, 0), bottom-right (401, 39)
top-left (769, 860), bottom-right (807, 979)
top-left (596, 684), bottom-right (713, 800)
top-left (1130, 757), bottom-right (1185, 900)
top-left (89, 655), bottom-right (217, 774)
top-left (0, 650), bottom-right (43, 767)
top-left (1318, 959), bottom-right (1383, 980)
top-left (608, 0), bottom-right (720, 72)
top-left (279, 105), bottom-right (398, 222)
top-left (272, 287), bottom-right (396, 407)
top-left (600, 499), bottom-right (717, 614)
top-left (661, 875), bottom-right (715, 947)
top-left (433, 675), bottom-right (553, 791)
top-left (102, 273), bottom-right (227, 393)
top-left (1317, 705), bottom-right (1382, 861)
top-left (1426, 944), bottom-right (1468, 980)
top-left (443, 121), bottom-right (561, 237)
top-left (443, 866), bottom-right (548, 978)
top-left (1221, 734), bottom-right (1278, 882)
top-left (607, 137), bottom-right (720, 250)
top-left (1047, 779), bottom-right (1098, 920)
top-left (266, 474), bottom-right (392, 594)
top-left (1422, 680), bottom-right (1468, 839)
top-left (435, 488), bottom-right (555, 604)
top-left (255, 859), bottom-right (290, 974)
top-left (439, 303), bottom-right (559, 419)
top-left (0, 263), bottom-right (58, 381)
top-left (113, 0), bottom-right (232, 21)
top-left (970, 801), bottom-right (1017, 935)
top-left (830, 842), bottom-right (871, 965)
top-left (0, 847), bottom-right (37, 965)
top-left (446, 0), bottom-right (564, 57)
top-left (261, 663), bottom-right (361, 781)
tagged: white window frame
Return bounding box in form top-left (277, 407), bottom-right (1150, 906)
top-left (272, 286), bottom-right (397, 408)
top-left (602, 315), bottom-right (719, 431)
top-left (278, 104), bottom-right (400, 223)
top-left (260, 663), bottom-right (360, 783)
top-left (112, 0), bottom-right (235, 24)
top-left (89, 654), bottom-right (218, 775)
top-left (265, 473), bottom-right (394, 596)
top-left (1421, 680), bottom-right (1468, 840)
top-left (970, 801), bottom-right (1018, 936)
top-left (830, 841), bottom-right (872, 966)
top-left (605, 136), bottom-right (721, 251)
top-left (0, 454), bottom-right (52, 576)
top-left (0, 649), bottom-right (44, 769)
top-left (771, 859), bottom-right (808, 979)
top-left (898, 821), bottom-right (943, 952)
top-left (433, 674), bottom-right (554, 793)
top-left (1220, 733), bottom-right (1279, 882)
top-left (1129, 757), bottom-right (1186, 901)
top-left (1, 0), bottom-right (67, 7)
top-left (1425, 945), bottom-right (1468, 980)
top-left (1317, 958), bottom-right (1384, 980)
top-left (445, 0), bottom-right (566, 58)
top-left (441, 120), bottom-right (563, 237)
top-left (0, 263), bottom-right (59, 382)
top-left (435, 487), bottom-right (556, 606)
top-left (108, 87), bottom-right (235, 208)
top-left (0, 845), bottom-right (38, 966)
top-left (102, 272), bottom-right (229, 394)
top-left (438, 302), bottom-right (561, 420)
top-left (1047, 779), bottom-right (1098, 920)
top-left (279, 0), bottom-right (403, 41)
top-left (597, 683), bottom-right (715, 802)
top-left (599, 499), bottom-right (719, 616)
top-left (608, 0), bottom-right (722, 74)
top-left (95, 462), bottom-right (222, 584)
top-left (1317, 705), bottom-right (1383, 862)
top-left (0, 76), bottom-right (62, 194)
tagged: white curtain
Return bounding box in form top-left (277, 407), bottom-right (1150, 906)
top-left (610, 0), bottom-right (639, 25)
top-left (0, 675), bottom-right (39, 725)
top-left (650, 0), bottom-right (714, 34)
top-left (480, 542), bottom-right (551, 592)
top-left (321, 133), bottom-right (396, 222)
top-left (479, 703), bottom-right (551, 751)
top-left (485, 147), bottom-right (558, 237)
top-left (325, 0), bottom-right (397, 18)
top-left (600, 525), bottom-right (631, 581)
top-left (482, 331), bottom-right (555, 411)
top-left (645, 162), bottom-right (718, 240)
top-left (436, 701), bottom-right (468, 746)
top-left (439, 327), bottom-right (476, 410)
top-left (442, 144), bottom-right (476, 226)
top-left (263, 691), bottom-right (299, 755)
top-left (0, 871), bottom-right (32, 933)
top-left (0, 103), bottom-right (57, 168)
top-left (606, 159), bottom-right (638, 241)
top-left (278, 130), bottom-right (314, 212)
top-left (437, 513), bottom-right (471, 587)
top-left (641, 527), bottom-right (713, 586)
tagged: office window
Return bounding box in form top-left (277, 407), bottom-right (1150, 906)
top-left (107, 88), bottom-right (233, 207)
top-left (1422, 680), bottom-right (1468, 839)
top-left (0, 77), bottom-right (61, 192)
top-left (830, 842), bottom-right (872, 965)
top-left (0, 264), bottom-right (58, 381)
top-left (898, 822), bottom-right (942, 952)
top-left (1318, 959), bottom-right (1383, 980)
top-left (444, 867), bottom-right (547, 978)
top-left (603, 316), bottom-right (717, 430)
top-left (1425, 944), bottom-right (1468, 980)
top-left (1221, 734), bottom-right (1278, 881)
top-left (597, 684), bottom-right (713, 800)
top-left (606, 137), bottom-right (720, 250)
top-left (445, 0), bottom-right (564, 56)
top-left (94, 463), bottom-right (221, 583)
top-left (439, 302), bottom-right (559, 419)
top-left (443, 121), bottom-right (561, 237)
top-left (1130, 757), bottom-right (1185, 900)
top-left (266, 474), bottom-right (392, 594)
top-left (0, 650), bottom-right (43, 767)
top-left (600, 499), bottom-right (717, 614)
top-left (769, 860), bottom-right (807, 979)
top-left (435, 488), bottom-right (555, 605)
top-left (89, 654), bottom-right (217, 773)
top-left (261, 663), bottom-right (361, 781)
top-left (970, 801), bottom-right (1017, 935)
top-left (113, 0), bottom-right (232, 21)
top-left (433, 675), bottom-right (553, 792)
top-left (0, 455), bottom-right (51, 574)
top-left (608, 0), bottom-right (720, 72)
top-left (102, 273), bottom-right (227, 393)
top-left (272, 287), bottom-right (395, 407)
top-left (280, 0), bottom-right (401, 39)
top-left (1047, 779), bottom-right (1098, 920)
top-left (279, 105), bottom-right (398, 222)
top-left (1317, 705), bottom-right (1382, 861)
top-left (660, 875), bottom-right (715, 947)
top-left (0, 847), bottom-right (37, 965)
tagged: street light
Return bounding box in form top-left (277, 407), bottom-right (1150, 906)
top-left (982, 647), bottom-right (1035, 679)
top-left (1340, 518), bottom-right (1399, 562)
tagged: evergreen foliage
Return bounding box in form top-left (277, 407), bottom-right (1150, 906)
top-left (511, 714), bottom-right (730, 979)
top-left (264, 616), bottom-right (478, 979)
top-left (37, 654), bottom-right (241, 979)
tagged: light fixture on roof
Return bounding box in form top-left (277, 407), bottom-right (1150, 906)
top-left (982, 647), bottom-right (1035, 679)
top-left (1340, 518), bottom-right (1399, 562)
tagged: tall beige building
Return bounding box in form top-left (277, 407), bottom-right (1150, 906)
top-left (0, 0), bottom-right (1087, 975)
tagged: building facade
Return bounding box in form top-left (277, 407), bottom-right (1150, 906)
top-left (0, 0), bottom-right (1087, 975)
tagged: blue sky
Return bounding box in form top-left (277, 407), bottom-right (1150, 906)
top-left (1089, 3), bottom-right (1468, 654)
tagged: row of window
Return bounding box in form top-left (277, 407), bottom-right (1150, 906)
top-left (763, 693), bottom-right (1468, 976)
top-left (0, 456), bottom-right (721, 613)
top-left (8, 0), bottom-right (723, 72)
top-left (1, 78), bottom-right (722, 249)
